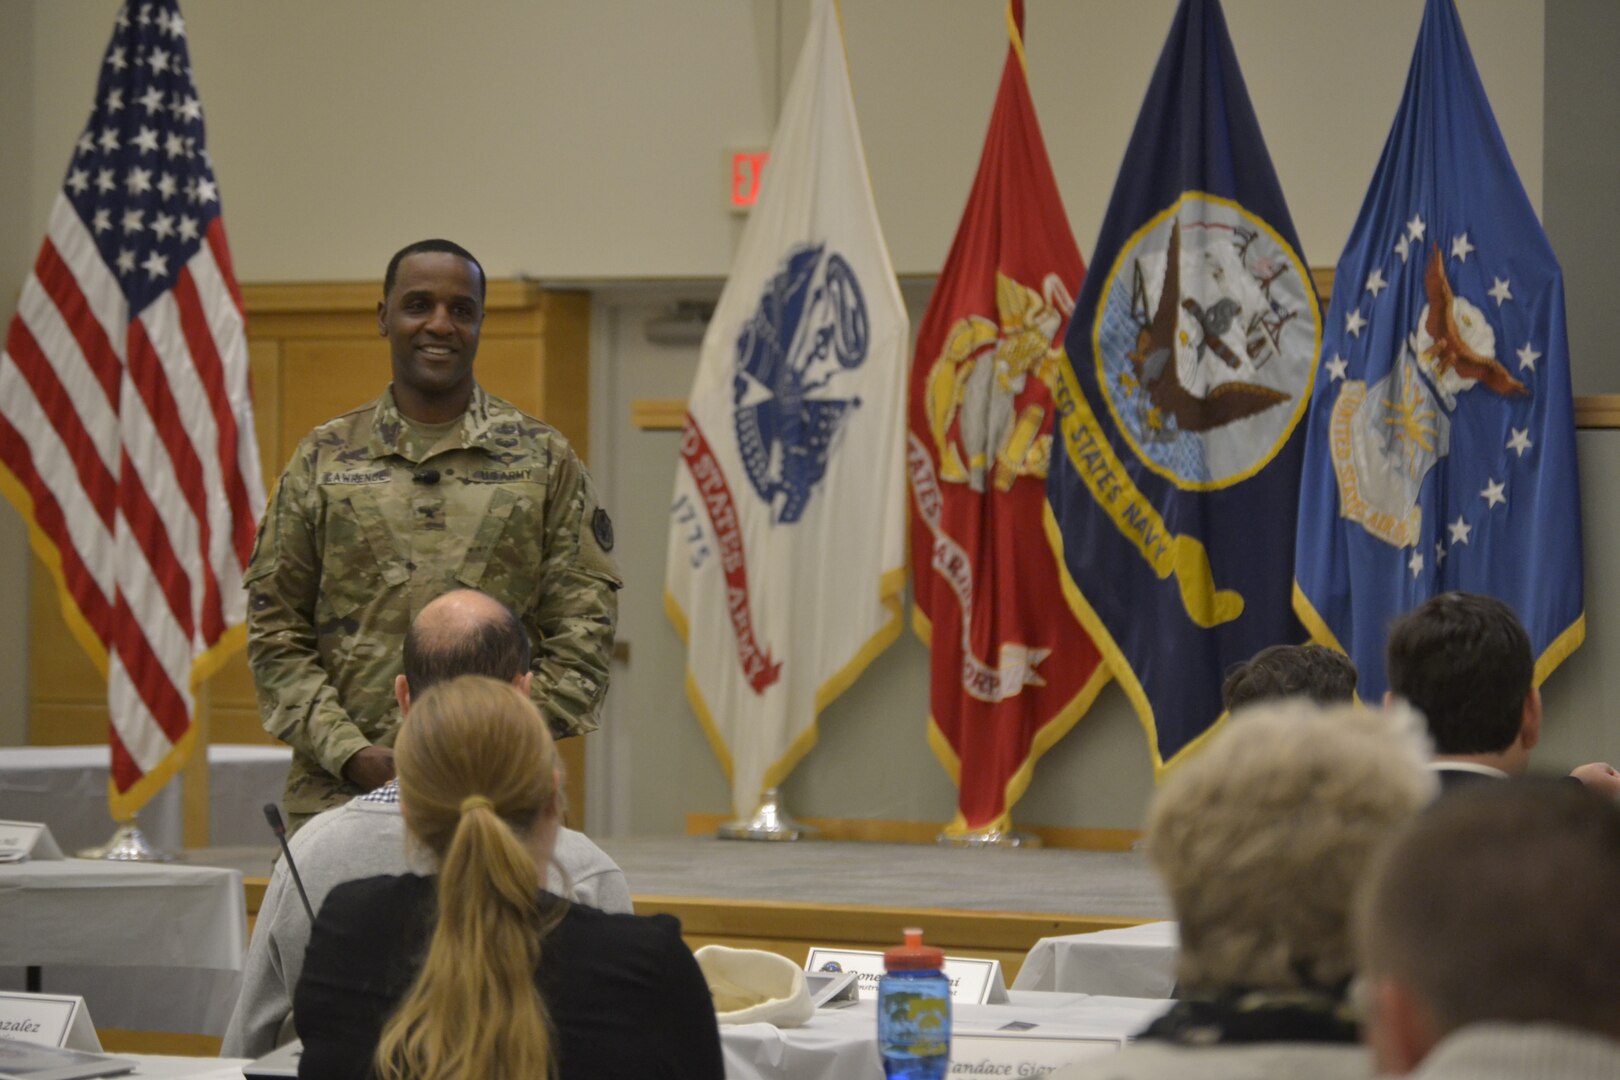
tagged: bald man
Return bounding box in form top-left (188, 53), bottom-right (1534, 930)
top-left (223, 590), bottom-right (630, 1059)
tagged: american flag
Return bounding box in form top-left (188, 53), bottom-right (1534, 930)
top-left (0, 0), bottom-right (264, 819)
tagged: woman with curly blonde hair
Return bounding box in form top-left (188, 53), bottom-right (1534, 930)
top-left (1050, 700), bottom-right (1435, 1080)
top-left (293, 675), bottom-right (723, 1080)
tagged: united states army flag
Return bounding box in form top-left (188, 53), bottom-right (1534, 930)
top-left (664, 0), bottom-right (908, 820)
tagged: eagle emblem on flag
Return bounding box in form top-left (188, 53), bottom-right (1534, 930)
top-left (733, 243), bottom-right (869, 525)
top-left (1095, 195), bottom-right (1316, 490)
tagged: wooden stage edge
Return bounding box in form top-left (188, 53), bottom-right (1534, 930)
top-left (638, 393), bottom-right (1620, 432)
top-left (633, 894), bottom-right (1144, 983)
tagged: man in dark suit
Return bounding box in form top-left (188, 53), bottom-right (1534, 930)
top-left (1384, 592), bottom-right (1619, 795)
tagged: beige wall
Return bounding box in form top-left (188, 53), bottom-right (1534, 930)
top-left (1545, 0), bottom-right (1620, 398)
top-left (12, 1), bottom-right (1613, 840)
top-left (15, 2), bottom-right (1543, 284)
top-left (0, 1), bottom-right (35, 745)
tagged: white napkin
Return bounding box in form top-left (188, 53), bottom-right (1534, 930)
top-left (694, 945), bottom-right (816, 1027)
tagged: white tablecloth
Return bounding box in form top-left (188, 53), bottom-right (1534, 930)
top-left (0, 859), bottom-right (246, 1034)
top-left (123, 1055), bottom-right (250, 1078)
top-left (721, 991), bottom-right (1170, 1080)
top-left (0, 746), bottom-right (181, 854)
top-left (0, 744), bottom-right (292, 853)
top-left (201, 746), bottom-right (293, 846)
top-left (113, 991), bottom-right (1169, 1079)
top-left (1012, 921), bottom-right (1180, 998)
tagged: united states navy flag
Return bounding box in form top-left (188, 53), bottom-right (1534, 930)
top-left (1293, 0), bottom-right (1583, 698)
top-left (1046, 0), bottom-right (1320, 771)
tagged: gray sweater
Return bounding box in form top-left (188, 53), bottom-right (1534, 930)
top-left (1408, 1023), bottom-right (1620, 1079)
top-left (1047, 1042), bottom-right (1371, 1080)
top-left (221, 786), bottom-right (632, 1058)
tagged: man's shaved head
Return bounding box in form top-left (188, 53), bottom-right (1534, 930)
top-left (402, 590), bottom-right (531, 694)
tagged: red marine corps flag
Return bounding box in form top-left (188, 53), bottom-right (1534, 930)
top-left (911, 0), bottom-right (1106, 837)
top-left (0, 0), bottom-right (263, 823)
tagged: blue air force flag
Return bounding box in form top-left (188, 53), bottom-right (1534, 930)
top-left (1046, 0), bottom-right (1320, 771)
top-left (664, 0), bottom-right (908, 819)
top-left (1294, 0), bottom-right (1584, 698)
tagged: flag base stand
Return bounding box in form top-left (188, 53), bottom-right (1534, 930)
top-left (937, 826), bottom-right (1043, 849)
top-left (77, 822), bottom-right (174, 862)
top-left (716, 788), bottom-right (819, 842)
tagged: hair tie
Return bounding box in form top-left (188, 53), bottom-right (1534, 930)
top-left (459, 795), bottom-right (494, 816)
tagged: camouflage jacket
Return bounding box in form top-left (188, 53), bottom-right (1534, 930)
top-left (246, 385), bottom-right (620, 815)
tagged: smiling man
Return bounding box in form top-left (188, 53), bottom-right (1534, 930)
top-left (246, 239), bottom-right (621, 831)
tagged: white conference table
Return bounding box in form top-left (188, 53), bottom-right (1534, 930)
top-left (721, 991), bottom-right (1170, 1080)
top-left (109, 1056), bottom-right (250, 1079)
top-left (0, 858), bottom-right (246, 1035)
top-left (121, 991), bottom-right (1170, 1080)
top-left (0, 744), bottom-right (292, 853)
top-left (1013, 921), bottom-right (1180, 998)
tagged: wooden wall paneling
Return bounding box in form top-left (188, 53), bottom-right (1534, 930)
top-left (28, 703), bottom-right (105, 746)
top-left (29, 571), bottom-right (102, 726)
top-left (182, 685), bottom-right (210, 847)
top-left (247, 339), bottom-right (284, 491)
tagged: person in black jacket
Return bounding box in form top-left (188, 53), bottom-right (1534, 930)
top-left (293, 675), bottom-right (723, 1080)
top-left (1385, 592), bottom-right (1619, 796)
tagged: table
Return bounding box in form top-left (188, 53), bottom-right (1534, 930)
top-left (136, 993), bottom-right (1168, 1080)
top-left (0, 746), bottom-right (180, 855)
top-left (0, 744), bottom-right (292, 853)
top-left (1012, 921), bottom-right (1179, 998)
top-left (119, 1056), bottom-right (251, 1078)
top-left (113, 990), bottom-right (1168, 1079)
top-left (0, 859), bottom-right (246, 1035)
top-left (721, 991), bottom-right (1170, 1080)
top-left (201, 746), bottom-right (293, 847)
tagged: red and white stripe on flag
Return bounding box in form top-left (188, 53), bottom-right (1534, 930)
top-left (0, 0), bottom-right (264, 820)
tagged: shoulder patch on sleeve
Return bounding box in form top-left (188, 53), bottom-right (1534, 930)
top-left (592, 507), bottom-right (615, 552)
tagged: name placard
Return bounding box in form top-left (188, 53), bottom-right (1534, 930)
top-left (949, 1032), bottom-right (1124, 1075)
top-left (804, 948), bottom-right (1008, 1005)
top-left (0, 993), bottom-right (100, 1051)
top-left (0, 821), bottom-right (63, 863)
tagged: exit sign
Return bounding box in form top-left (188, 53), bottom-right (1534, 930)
top-left (729, 149), bottom-right (769, 213)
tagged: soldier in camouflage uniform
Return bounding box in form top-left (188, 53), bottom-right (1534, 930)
top-left (246, 239), bottom-right (620, 831)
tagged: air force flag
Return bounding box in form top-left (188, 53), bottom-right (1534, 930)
top-left (1046, 0), bottom-right (1320, 770)
top-left (665, 0), bottom-right (908, 821)
top-left (1293, 0), bottom-right (1584, 697)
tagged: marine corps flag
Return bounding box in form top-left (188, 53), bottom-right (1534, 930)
top-left (1046, 0), bottom-right (1320, 770)
top-left (1294, 0), bottom-right (1583, 696)
top-left (911, 1), bottom-right (1106, 835)
top-left (665, 0), bottom-right (907, 820)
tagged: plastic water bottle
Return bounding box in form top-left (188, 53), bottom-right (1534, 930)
top-left (878, 927), bottom-right (950, 1079)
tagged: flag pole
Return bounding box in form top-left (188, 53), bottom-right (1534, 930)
top-left (936, 0), bottom-right (1042, 852)
top-left (716, 786), bottom-right (820, 842)
top-left (78, 820), bottom-right (173, 862)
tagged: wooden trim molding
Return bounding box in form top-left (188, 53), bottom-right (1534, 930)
top-left (639, 396), bottom-right (1620, 430)
top-left (631, 399), bottom-right (687, 430)
top-left (1575, 395), bottom-right (1620, 429)
top-left (240, 279), bottom-right (542, 314)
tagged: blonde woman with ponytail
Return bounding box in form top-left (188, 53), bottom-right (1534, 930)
top-left (293, 676), bottom-right (723, 1080)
